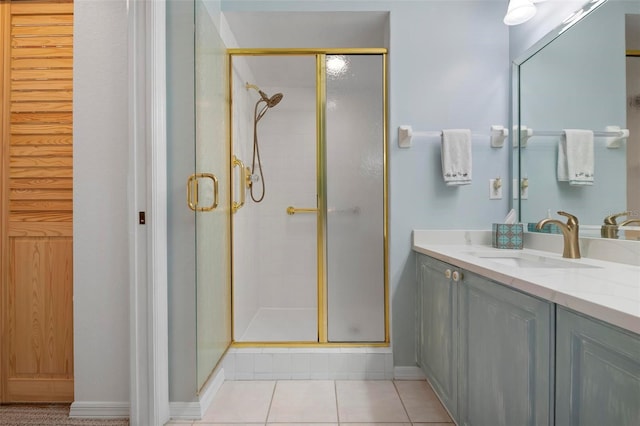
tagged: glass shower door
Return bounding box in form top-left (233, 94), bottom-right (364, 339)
top-left (326, 54), bottom-right (386, 342)
top-left (230, 54), bottom-right (318, 343)
top-left (193, 0), bottom-right (231, 389)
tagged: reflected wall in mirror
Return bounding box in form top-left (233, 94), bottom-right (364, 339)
top-left (515, 0), bottom-right (640, 240)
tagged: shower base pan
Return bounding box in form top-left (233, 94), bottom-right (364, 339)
top-left (238, 307), bottom-right (317, 342)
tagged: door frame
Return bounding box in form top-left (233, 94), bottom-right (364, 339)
top-left (227, 49), bottom-right (390, 347)
top-left (128, 1), bottom-right (169, 425)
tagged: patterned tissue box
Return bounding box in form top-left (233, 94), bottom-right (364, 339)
top-left (527, 222), bottom-right (561, 234)
top-left (492, 224), bottom-right (523, 249)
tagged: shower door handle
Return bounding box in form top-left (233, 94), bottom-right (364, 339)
top-left (187, 173), bottom-right (219, 212)
top-left (286, 206), bottom-right (318, 215)
top-left (232, 155), bottom-right (248, 213)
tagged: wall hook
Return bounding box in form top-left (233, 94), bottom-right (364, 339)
top-left (490, 125), bottom-right (509, 148)
top-left (398, 125), bottom-right (413, 148)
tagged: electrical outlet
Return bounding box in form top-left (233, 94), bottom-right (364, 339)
top-left (489, 179), bottom-right (502, 200)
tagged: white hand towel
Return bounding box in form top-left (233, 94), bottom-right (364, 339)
top-left (557, 129), bottom-right (594, 186)
top-left (441, 129), bottom-right (472, 186)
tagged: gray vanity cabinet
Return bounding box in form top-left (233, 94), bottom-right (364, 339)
top-left (457, 270), bottom-right (553, 426)
top-left (417, 253), bottom-right (553, 426)
top-left (555, 307), bottom-right (640, 426)
top-left (417, 255), bottom-right (458, 421)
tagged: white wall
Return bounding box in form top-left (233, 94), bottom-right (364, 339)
top-left (73, 0), bottom-right (130, 406)
top-left (230, 58), bottom-right (261, 339)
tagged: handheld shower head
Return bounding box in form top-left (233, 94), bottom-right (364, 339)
top-left (246, 82), bottom-right (283, 108)
top-left (265, 92), bottom-right (283, 108)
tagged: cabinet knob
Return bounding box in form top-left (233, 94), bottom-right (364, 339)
top-left (452, 271), bottom-right (462, 282)
top-left (444, 269), bottom-right (452, 279)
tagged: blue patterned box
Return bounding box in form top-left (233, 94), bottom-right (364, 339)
top-left (527, 222), bottom-right (561, 234)
top-left (492, 224), bottom-right (523, 249)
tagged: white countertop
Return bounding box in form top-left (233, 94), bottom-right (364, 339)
top-left (413, 230), bottom-right (640, 335)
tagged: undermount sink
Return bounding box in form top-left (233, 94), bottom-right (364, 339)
top-left (467, 251), bottom-right (601, 269)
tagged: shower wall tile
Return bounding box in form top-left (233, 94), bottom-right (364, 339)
top-left (348, 354), bottom-right (367, 374)
top-left (254, 372), bottom-right (276, 380)
top-left (273, 353), bottom-right (292, 379)
top-left (365, 353), bottom-right (386, 374)
top-left (309, 353), bottom-right (330, 379)
top-left (290, 354), bottom-right (311, 379)
top-left (222, 352), bottom-right (236, 381)
top-left (384, 353), bottom-right (395, 380)
top-left (254, 353), bottom-right (273, 374)
top-left (250, 87), bottom-right (318, 312)
top-left (328, 354), bottom-right (350, 380)
top-left (220, 349), bottom-right (393, 381)
top-left (235, 353), bottom-right (255, 380)
top-left (366, 371), bottom-right (387, 380)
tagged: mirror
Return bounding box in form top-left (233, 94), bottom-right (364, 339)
top-left (514, 0), bottom-right (640, 239)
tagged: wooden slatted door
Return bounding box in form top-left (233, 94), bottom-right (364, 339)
top-left (1, 0), bottom-right (74, 402)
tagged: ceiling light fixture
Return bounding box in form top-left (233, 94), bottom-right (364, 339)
top-left (503, 0), bottom-right (548, 26)
top-left (504, 0), bottom-right (537, 26)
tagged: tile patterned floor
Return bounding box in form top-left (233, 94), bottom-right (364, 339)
top-left (166, 380), bottom-right (453, 426)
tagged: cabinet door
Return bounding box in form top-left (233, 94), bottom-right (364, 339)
top-left (418, 255), bottom-right (458, 420)
top-left (458, 271), bottom-right (553, 426)
top-left (556, 307), bottom-right (640, 426)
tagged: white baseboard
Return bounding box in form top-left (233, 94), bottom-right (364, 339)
top-left (69, 401), bottom-right (130, 418)
top-left (394, 366), bottom-right (425, 380)
top-left (168, 401), bottom-right (202, 420)
top-left (169, 367), bottom-right (225, 420)
top-left (197, 366), bottom-right (225, 417)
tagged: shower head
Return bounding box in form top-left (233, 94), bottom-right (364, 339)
top-left (246, 82), bottom-right (283, 108)
top-left (265, 92), bottom-right (283, 108)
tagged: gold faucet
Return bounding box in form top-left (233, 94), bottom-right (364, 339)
top-left (620, 218), bottom-right (640, 241)
top-left (620, 218), bottom-right (640, 227)
top-left (536, 211), bottom-right (581, 259)
top-left (601, 211), bottom-right (629, 239)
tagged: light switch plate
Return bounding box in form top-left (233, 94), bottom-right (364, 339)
top-left (490, 179), bottom-right (502, 200)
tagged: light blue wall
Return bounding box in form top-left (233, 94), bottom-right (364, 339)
top-left (221, 0), bottom-right (511, 365)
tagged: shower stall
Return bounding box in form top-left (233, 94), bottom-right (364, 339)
top-left (229, 50), bottom-right (388, 344)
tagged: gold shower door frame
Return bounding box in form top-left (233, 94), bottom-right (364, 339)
top-left (228, 48), bottom-right (389, 347)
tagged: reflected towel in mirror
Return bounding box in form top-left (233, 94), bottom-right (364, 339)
top-left (557, 129), bottom-right (594, 186)
top-left (441, 129), bottom-right (472, 186)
